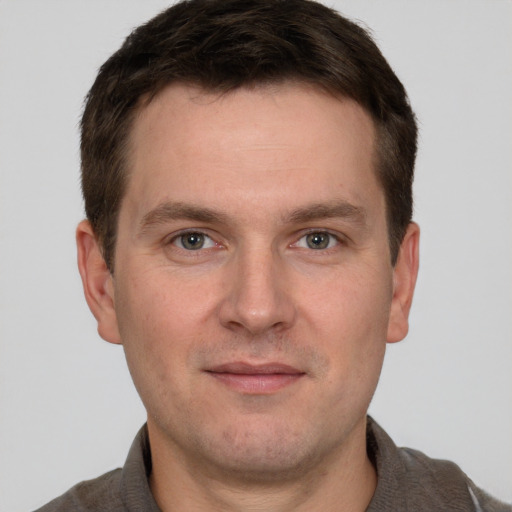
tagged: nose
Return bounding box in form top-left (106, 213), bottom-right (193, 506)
top-left (218, 245), bottom-right (296, 336)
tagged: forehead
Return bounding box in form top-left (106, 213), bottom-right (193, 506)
top-left (123, 82), bottom-right (382, 223)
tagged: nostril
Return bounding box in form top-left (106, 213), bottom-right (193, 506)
top-left (218, 289), bottom-right (296, 335)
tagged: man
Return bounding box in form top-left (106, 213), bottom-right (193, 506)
top-left (36, 0), bottom-right (510, 510)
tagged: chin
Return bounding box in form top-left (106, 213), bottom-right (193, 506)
top-left (189, 420), bottom-right (331, 483)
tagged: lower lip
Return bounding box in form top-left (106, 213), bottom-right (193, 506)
top-left (208, 372), bottom-right (304, 394)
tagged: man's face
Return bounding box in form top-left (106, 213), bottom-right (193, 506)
top-left (82, 83), bottom-right (417, 480)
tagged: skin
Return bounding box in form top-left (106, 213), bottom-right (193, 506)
top-left (77, 83), bottom-right (419, 512)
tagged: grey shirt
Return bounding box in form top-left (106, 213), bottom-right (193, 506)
top-left (35, 417), bottom-right (511, 511)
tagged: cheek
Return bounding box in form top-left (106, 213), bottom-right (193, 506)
top-left (113, 272), bottom-right (186, 379)
top-left (115, 264), bottom-right (217, 334)
top-left (298, 264), bottom-right (393, 340)
top-left (296, 265), bottom-right (392, 393)
top-left (114, 285), bottom-right (198, 427)
top-left (315, 273), bottom-right (389, 403)
top-left (113, 265), bottom-right (223, 383)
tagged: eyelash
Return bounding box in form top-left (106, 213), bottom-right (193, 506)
top-left (168, 230), bottom-right (219, 251)
top-left (293, 230), bottom-right (343, 251)
top-left (166, 229), bottom-right (343, 253)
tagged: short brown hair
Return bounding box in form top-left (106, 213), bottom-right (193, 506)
top-left (81, 0), bottom-right (417, 270)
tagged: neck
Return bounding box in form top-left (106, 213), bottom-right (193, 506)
top-left (148, 418), bottom-right (377, 512)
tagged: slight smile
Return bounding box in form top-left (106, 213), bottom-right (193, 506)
top-left (205, 362), bottom-right (306, 394)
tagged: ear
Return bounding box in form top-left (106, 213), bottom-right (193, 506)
top-left (76, 220), bottom-right (121, 344)
top-left (387, 222), bottom-right (420, 344)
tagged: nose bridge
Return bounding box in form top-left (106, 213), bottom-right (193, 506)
top-left (220, 241), bottom-right (295, 334)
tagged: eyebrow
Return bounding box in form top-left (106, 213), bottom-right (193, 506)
top-left (285, 200), bottom-right (367, 227)
top-left (138, 202), bottom-right (230, 236)
top-left (138, 199), bottom-right (368, 236)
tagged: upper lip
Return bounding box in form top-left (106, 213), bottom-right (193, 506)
top-left (206, 362), bottom-right (304, 375)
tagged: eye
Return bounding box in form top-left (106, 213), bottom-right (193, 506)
top-left (172, 232), bottom-right (216, 250)
top-left (296, 231), bottom-right (339, 250)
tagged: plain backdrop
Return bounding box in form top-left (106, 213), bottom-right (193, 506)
top-left (1, 1), bottom-right (511, 510)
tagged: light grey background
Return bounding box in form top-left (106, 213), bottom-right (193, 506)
top-left (1, 1), bottom-right (511, 510)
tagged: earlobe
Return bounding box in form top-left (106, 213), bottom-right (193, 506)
top-left (76, 220), bottom-right (122, 344)
top-left (387, 222), bottom-right (420, 344)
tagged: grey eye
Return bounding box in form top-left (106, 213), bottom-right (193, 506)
top-left (178, 232), bottom-right (206, 250)
top-left (305, 232), bottom-right (331, 249)
top-left (294, 232), bottom-right (339, 250)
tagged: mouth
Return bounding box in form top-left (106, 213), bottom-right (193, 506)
top-left (205, 362), bottom-right (306, 394)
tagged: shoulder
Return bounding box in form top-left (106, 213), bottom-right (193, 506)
top-left (400, 447), bottom-right (511, 511)
top-left (34, 425), bottom-right (159, 512)
top-left (367, 417), bottom-right (512, 511)
top-left (33, 468), bottom-right (124, 512)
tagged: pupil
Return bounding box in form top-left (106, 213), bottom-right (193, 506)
top-left (182, 233), bottom-right (204, 250)
top-left (307, 232), bottom-right (329, 249)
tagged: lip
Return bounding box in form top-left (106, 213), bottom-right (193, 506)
top-left (205, 362), bottom-right (305, 394)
